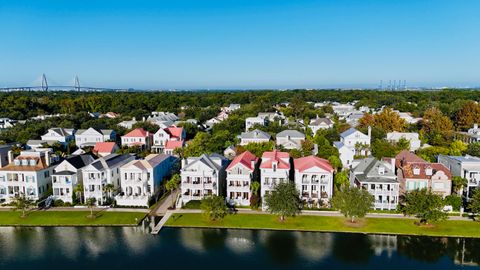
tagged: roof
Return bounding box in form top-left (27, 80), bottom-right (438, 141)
top-left (89, 154), bottom-right (133, 170)
top-left (45, 128), bottom-right (74, 137)
top-left (310, 118), bottom-right (333, 126)
top-left (294, 155), bottom-right (333, 173)
top-left (439, 155), bottom-right (480, 164)
top-left (123, 128), bottom-right (149, 138)
top-left (260, 150), bottom-right (290, 169)
top-left (27, 139), bottom-right (57, 146)
top-left (183, 153), bottom-right (227, 171)
top-left (76, 127), bottom-right (114, 136)
top-left (395, 150), bottom-right (426, 167)
top-left (93, 142), bottom-right (117, 153)
top-left (239, 129), bottom-right (271, 140)
top-left (165, 127), bottom-right (184, 139)
top-left (396, 150), bottom-right (451, 179)
top-left (386, 132), bottom-right (419, 140)
top-left (226, 151), bottom-right (258, 171)
top-left (276, 130), bottom-right (305, 138)
top-left (63, 154), bottom-right (96, 169)
top-left (340, 127), bottom-right (362, 138)
top-left (122, 154), bottom-right (173, 170)
top-left (352, 157), bottom-right (398, 183)
top-left (165, 140), bottom-right (184, 150)
top-left (0, 153), bottom-right (50, 171)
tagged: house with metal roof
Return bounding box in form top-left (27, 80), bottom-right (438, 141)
top-left (276, 130), bottom-right (305, 150)
top-left (438, 154), bottom-right (480, 199)
top-left (334, 127), bottom-right (371, 168)
top-left (260, 150), bottom-right (291, 207)
top-left (40, 128), bottom-right (75, 146)
top-left (238, 129), bottom-right (271, 146)
top-left (75, 127), bottom-right (116, 148)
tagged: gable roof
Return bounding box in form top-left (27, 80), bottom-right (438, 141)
top-left (76, 127), bottom-right (114, 136)
top-left (89, 154), bottom-right (132, 170)
top-left (93, 142), bottom-right (117, 153)
top-left (238, 129), bottom-right (271, 140)
top-left (165, 140), bottom-right (184, 150)
top-left (165, 127), bottom-right (184, 139)
top-left (276, 130), bottom-right (305, 138)
top-left (260, 150), bottom-right (290, 169)
top-left (395, 150), bottom-right (426, 167)
top-left (352, 157), bottom-right (397, 183)
top-left (294, 155), bottom-right (333, 173)
top-left (310, 118), bottom-right (333, 126)
top-left (226, 151), bottom-right (258, 171)
top-left (395, 150), bottom-right (451, 180)
top-left (63, 154), bottom-right (96, 169)
top-left (183, 153), bottom-right (227, 171)
top-left (45, 128), bottom-right (74, 137)
top-left (123, 128), bottom-right (149, 138)
top-left (122, 154), bottom-right (172, 170)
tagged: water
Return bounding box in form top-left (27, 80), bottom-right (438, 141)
top-left (0, 226), bottom-right (479, 269)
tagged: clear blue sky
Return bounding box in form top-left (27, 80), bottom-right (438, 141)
top-left (1, 0), bottom-right (479, 89)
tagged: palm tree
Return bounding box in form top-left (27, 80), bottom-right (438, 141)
top-left (13, 195), bottom-right (35, 218)
top-left (85, 197), bottom-right (96, 219)
top-left (74, 183), bottom-right (84, 204)
top-left (166, 174), bottom-right (181, 208)
top-left (103, 184), bottom-right (115, 202)
top-left (251, 181), bottom-right (260, 196)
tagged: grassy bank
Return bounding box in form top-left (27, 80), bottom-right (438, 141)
top-left (165, 213), bottom-right (480, 238)
top-left (0, 211), bottom-right (146, 226)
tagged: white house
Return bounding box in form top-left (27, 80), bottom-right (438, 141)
top-left (93, 142), bottom-right (119, 157)
top-left (260, 150), bottom-right (290, 204)
top-left (116, 154), bottom-right (177, 207)
top-left (118, 118), bottom-right (138, 129)
top-left (121, 128), bottom-right (153, 150)
top-left (245, 117), bottom-right (266, 131)
top-left (82, 154), bottom-right (135, 205)
top-left (152, 126), bottom-right (186, 154)
top-left (386, 131), bottom-right (421, 151)
top-left (52, 154), bottom-right (96, 203)
top-left (226, 151), bottom-right (258, 206)
top-left (40, 128), bottom-right (75, 145)
top-left (294, 156), bottom-right (334, 207)
top-left (147, 112), bottom-right (179, 127)
top-left (350, 157), bottom-right (399, 210)
top-left (75, 127), bottom-right (116, 148)
top-left (238, 129), bottom-right (271, 146)
top-left (276, 130), bottom-right (305, 150)
top-left (180, 153), bottom-right (229, 204)
top-left (438, 155), bottom-right (480, 199)
top-left (334, 127), bottom-right (371, 168)
top-left (0, 150), bottom-right (55, 203)
top-left (0, 118), bottom-right (17, 129)
top-left (308, 117), bottom-right (334, 135)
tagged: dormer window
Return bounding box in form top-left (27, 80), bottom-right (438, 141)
top-left (29, 160), bottom-right (36, 166)
top-left (378, 166), bottom-right (385, 175)
top-left (21, 159), bottom-right (28, 166)
top-left (413, 166), bottom-right (420, 175)
top-left (14, 159), bottom-right (21, 166)
top-left (425, 166), bottom-right (433, 176)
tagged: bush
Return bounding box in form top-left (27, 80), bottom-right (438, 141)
top-left (183, 200), bottom-right (202, 209)
top-left (53, 200), bottom-right (65, 207)
top-left (444, 195), bottom-right (462, 211)
top-left (249, 194), bottom-right (261, 210)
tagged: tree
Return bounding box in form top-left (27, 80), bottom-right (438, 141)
top-left (250, 181), bottom-right (261, 209)
top-left (421, 107), bottom-right (454, 146)
top-left (403, 188), bottom-right (447, 224)
top-left (358, 108), bottom-right (406, 132)
top-left (371, 139), bottom-right (399, 159)
top-left (451, 176), bottom-right (467, 195)
top-left (85, 197), bottom-right (97, 219)
top-left (334, 171), bottom-right (350, 190)
top-left (200, 195), bottom-right (228, 221)
top-left (74, 183), bottom-right (84, 204)
top-left (166, 174), bottom-right (181, 208)
top-left (467, 142), bottom-right (480, 157)
top-left (328, 155), bottom-right (342, 172)
top-left (103, 183), bottom-right (115, 202)
top-left (444, 195), bottom-right (462, 211)
top-left (449, 140), bottom-right (468, 156)
top-left (456, 101), bottom-right (480, 131)
top-left (264, 182), bottom-right (302, 221)
top-left (12, 195), bottom-right (35, 218)
top-left (331, 186), bottom-right (374, 223)
top-left (469, 189), bottom-right (480, 218)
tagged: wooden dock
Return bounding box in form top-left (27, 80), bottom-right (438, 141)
top-left (151, 211), bottom-right (172, 234)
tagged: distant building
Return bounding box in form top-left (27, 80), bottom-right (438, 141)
top-left (223, 146), bottom-right (237, 160)
top-left (456, 124), bottom-right (480, 144)
top-left (308, 117), bottom-right (333, 135)
top-left (334, 127), bottom-right (371, 168)
top-left (238, 129), bottom-right (271, 146)
top-left (386, 131), bottom-right (421, 151)
top-left (245, 117), bottom-right (266, 131)
top-left (118, 118), bottom-right (138, 129)
top-left (75, 127), bottom-right (116, 148)
top-left (40, 128), bottom-right (75, 145)
top-left (0, 118), bottom-right (17, 129)
top-left (226, 151), bottom-right (258, 206)
top-left (276, 130), bottom-right (305, 150)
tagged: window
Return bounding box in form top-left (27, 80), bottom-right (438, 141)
top-left (413, 167), bottom-right (420, 175)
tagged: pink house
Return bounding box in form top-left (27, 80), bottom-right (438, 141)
top-left (294, 155), bottom-right (334, 206)
top-left (120, 128), bottom-right (153, 150)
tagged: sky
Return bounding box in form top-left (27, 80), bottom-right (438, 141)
top-left (0, 0), bottom-right (479, 89)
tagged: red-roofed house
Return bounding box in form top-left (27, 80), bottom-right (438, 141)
top-left (121, 128), bottom-right (153, 150)
top-left (395, 150), bottom-right (452, 197)
top-left (165, 140), bottom-right (184, 155)
top-left (226, 151), bottom-right (258, 206)
top-left (294, 155), bottom-right (334, 206)
top-left (93, 142), bottom-right (119, 157)
top-left (152, 126), bottom-right (186, 154)
top-left (260, 150), bottom-right (291, 205)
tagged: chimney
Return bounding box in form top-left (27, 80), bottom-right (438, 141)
top-left (390, 158), bottom-right (395, 172)
top-left (181, 158), bottom-right (187, 168)
top-left (45, 151), bottom-right (51, 167)
top-left (368, 126), bottom-right (372, 141)
top-left (251, 159), bottom-right (256, 170)
top-left (7, 150), bottom-right (14, 164)
top-left (475, 123), bottom-right (478, 129)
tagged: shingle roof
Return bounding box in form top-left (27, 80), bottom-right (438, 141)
top-left (226, 151), bottom-right (257, 171)
top-left (276, 130), bottom-right (305, 138)
top-left (260, 150), bottom-right (290, 169)
top-left (239, 129), bottom-right (271, 140)
top-left (165, 140), bottom-right (184, 150)
top-left (123, 128), bottom-right (149, 138)
top-left (294, 155), bottom-right (333, 173)
top-left (352, 158), bottom-right (397, 183)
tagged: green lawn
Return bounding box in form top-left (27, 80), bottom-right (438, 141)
top-left (0, 211), bottom-right (146, 226)
top-left (166, 213), bottom-right (480, 238)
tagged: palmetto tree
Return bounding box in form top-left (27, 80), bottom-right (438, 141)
top-left (74, 183), bottom-right (84, 204)
top-left (13, 195), bottom-right (35, 218)
top-left (85, 197), bottom-right (97, 219)
top-left (166, 174), bottom-right (181, 208)
top-left (103, 184), bottom-right (115, 201)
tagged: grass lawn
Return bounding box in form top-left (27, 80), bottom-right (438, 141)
top-left (166, 213), bottom-right (480, 238)
top-left (0, 211), bottom-right (146, 226)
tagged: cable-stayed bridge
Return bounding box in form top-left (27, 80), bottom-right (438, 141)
top-left (0, 74), bottom-right (129, 92)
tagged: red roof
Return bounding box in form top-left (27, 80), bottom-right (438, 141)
top-left (395, 150), bottom-right (451, 180)
top-left (93, 142), bottom-right (117, 153)
top-left (226, 151), bottom-right (258, 171)
top-left (395, 150), bottom-right (426, 167)
top-left (294, 155), bottom-right (334, 173)
top-left (260, 150), bottom-right (290, 169)
top-left (165, 127), bottom-right (184, 139)
top-left (123, 128), bottom-right (149, 138)
top-left (165, 140), bottom-right (184, 150)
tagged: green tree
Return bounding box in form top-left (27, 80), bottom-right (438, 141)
top-left (103, 183), bottom-right (115, 202)
top-left (467, 142), bottom-right (480, 157)
top-left (85, 197), bottom-right (97, 219)
top-left (371, 139), bottom-right (399, 159)
top-left (334, 171), bottom-right (350, 190)
top-left (331, 186), bottom-right (374, 223)
top-left (250, 181), bottom-right (261, 209)
top-left (403, 188), bottom-right (447, 224)
top-left (166, 174), bottom-right (181, 208)
top-left (264, 182), bottom-right (302, 221)
top-left (12, 195), bottom-right (35, 218)
top-left (444, 195), bottom-right (462, 211)
top-left (469, 189), bottom-right (480, 219)
top-left (451, 176), bottom-right (467, 195)
top-left (449, 140), bottom-right (468, 156)
top-left (200, 195), bottom-right (228, 221)
top-left (328, 155), bottom-right (342, 172)
top-left (74, 183), bottom-right (84, 204)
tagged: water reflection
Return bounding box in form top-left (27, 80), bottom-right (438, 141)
top-left (0, 227), bottom-right (479, 269)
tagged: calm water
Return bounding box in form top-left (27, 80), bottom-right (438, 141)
top-left (1, 224), bottom-right (479, 269)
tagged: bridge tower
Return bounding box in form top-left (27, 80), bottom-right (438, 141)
top-left (41, 73), bottom-right (48, 91)
top-left (74, 75), bottom-right (81, 91)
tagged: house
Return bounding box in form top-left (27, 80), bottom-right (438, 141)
top-left (456, 124), bottom-right (480, 144)
top-left (121, 128), bottom-right (153, 150)
top-left (165, 140), bottom-right (184, 155)
top-left (386, 131), bottom-right (421, 151)
top-left (147, 112), bottom-right (179, 127)
top-left (395, 150), bottom-right (452, 198)
top-left (180, 154), bottom-right (229, 204)
top-left (438, 155), bottom-right (480, 199)
top-left (334, 127), bottom-right (371, 168)
top-left (40, 128), bottom-right (75, 145)
top-left (345, 112), bottom-right (365, 127)
top-left (82, 154), bottom-right (135, 205)
top-left (397, 112), bottom-right (421, 124)
top-left (118, 118), bottom-right (138, 129)
top-left (238, 129), bottom-right (271, 146)
top-left (260, 150), bottom-right (291, 203)
top-left (226, 151), bottom-right (258, 206)
top-left (116, 154), bottom-right (177, 207)
top-left (350, 157), bottom-right (399, 210)
top-left (245, 117), bottom-right (266, 131)
top-left (294, 156), bottom-right (334, 207)
top-left (0, 145), bottom-right (13, 168)
top-left (52, 154), bottom-right (96, 203)
top-left (223, 146), bottom-right (237, 160)
top-left (206, 117), bottom-right (223, 127)
top-left (75, 127), bottom-right (116, 148)
top-left (102, 112), bottom-right (120, 119)
top-left (0, 150), bottom-right (55, 202)
top-left (152, 126), bottom-right (186, 154)
top-left (93, 142), bottom-right (119, 157)
top-left (332, 103), bottom-right (356, 118)
top-left (258, 111), bottom-right (285, 123)
top-left (26, 139), bottom-right (58, 150)
top-left (0, 118), bottom-right (17, 129)
top-left (308, 117), bottom-right (333, 135)
top-left (276, 130), bottom-right (305, 150)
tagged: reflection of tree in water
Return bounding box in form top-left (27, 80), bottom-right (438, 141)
top-left (452, 238), bottom-right (480, 266)
top-left (263, 231), bottom-right (298, 264)
top-left (201, 229), bottom-right (227, 250)
top-left (397, 235), bottom-right (448, 263)
top-left (294, 232), bottom-right (333, 261)
top-left (332, 233), bottom-right (373, 264)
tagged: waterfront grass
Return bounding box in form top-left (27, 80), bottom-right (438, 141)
top-left (0, 211), bottom-right (146, 226)
top-left (165, 213), bottom-right (480, 238)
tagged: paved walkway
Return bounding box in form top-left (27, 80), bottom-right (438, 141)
top-left (150, 189), bottom-right (179, 216)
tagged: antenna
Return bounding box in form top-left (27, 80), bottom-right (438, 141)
top-left (41, 73), bottom-right (48, 91)
top-left (74, 75), bottom-right (81, 91)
